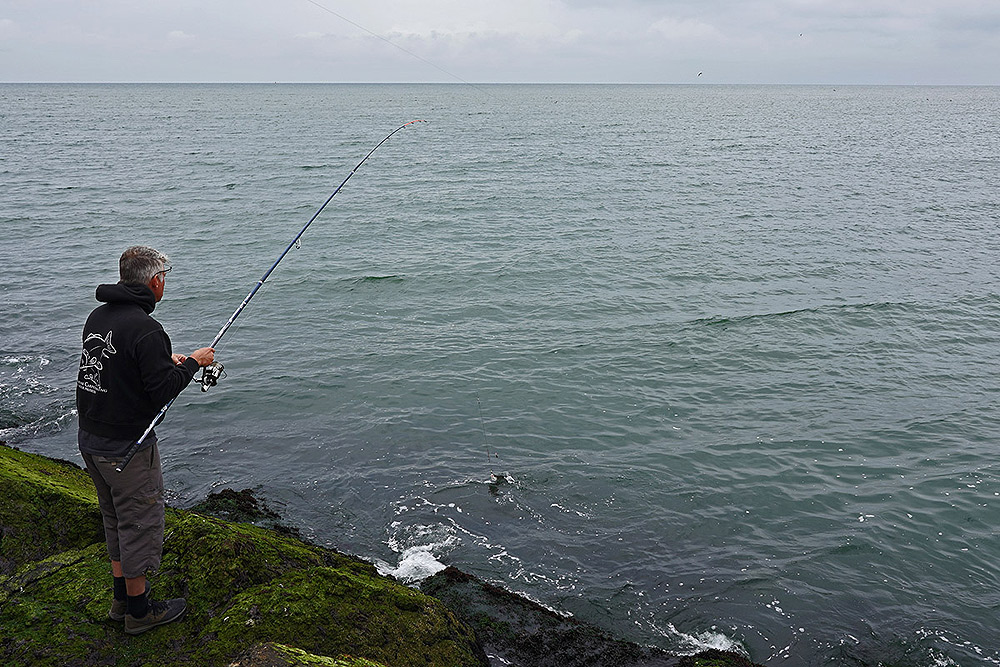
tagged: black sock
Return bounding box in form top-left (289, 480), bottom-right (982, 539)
top-left (113, 576), bottom-right (127, 601)
top-left (127, 592), bottom-right (149, 618)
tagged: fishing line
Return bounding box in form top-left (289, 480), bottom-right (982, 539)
top-left (211, 265), bottom-right (274, 351)
top-left (302, 0), bottom-right (488, 92)
top-left (304, 1), bottom-right (500, 474)
top-left (476, 392), bottom-right (490, 450)
top-left (476, 391), bottom-right (499, 474)
top-left (116, 120), bottom-right (426, 472)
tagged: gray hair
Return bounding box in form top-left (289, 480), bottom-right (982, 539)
top-left (119, 245), bottom-right (169, 285)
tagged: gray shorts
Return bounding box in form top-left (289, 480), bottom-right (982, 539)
top-left (81, 438), bottom-right (165, 579)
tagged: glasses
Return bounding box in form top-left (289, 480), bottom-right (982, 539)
top-left (155, 266), bottom-right (172, 277)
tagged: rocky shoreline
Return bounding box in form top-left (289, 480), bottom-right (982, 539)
top-left (0, 443), bottom-right (761, 666)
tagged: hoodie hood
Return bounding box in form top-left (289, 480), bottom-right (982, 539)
top-left (95, 282), bottom-right (156, 314)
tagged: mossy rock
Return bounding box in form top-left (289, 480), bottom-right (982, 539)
top-left (189, 488), bottom-right (302, 539)
top-left (0, 445), bottom-right (487, 667)
top-left (0, 445), bottom-right (104, 574)
top-left (190, 488), bottom-right (281, 523)
top-left (230, 642), bottom-right (388, 666)
top-left (203, 567), bottom-right (479, 666)
top-left (155, 509), bottom-right (368, 609)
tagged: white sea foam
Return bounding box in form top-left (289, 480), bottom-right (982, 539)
top-left (929, 653), bottom-right (960, 667)
top-left (1, 355), bottom-right (50, 367)
top-left (914, 627), bottom-right (1000, 666)
top-left (654, 622), bottom-right (748, 657)
top-left (378, 545), bottom-right (448, 584)
top-left (380, 521), bottom-right (460, 584)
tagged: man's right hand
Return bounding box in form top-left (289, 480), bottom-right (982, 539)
top-left (189, 347), bottom-right (215, 367)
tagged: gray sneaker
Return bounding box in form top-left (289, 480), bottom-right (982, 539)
top-left (124, 597), bottom-right (187, 635)
top-left (108, 582), bottom-right (151, 622)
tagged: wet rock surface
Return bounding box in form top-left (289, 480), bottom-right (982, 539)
top-left (421, 567), bottom-right (760, 667)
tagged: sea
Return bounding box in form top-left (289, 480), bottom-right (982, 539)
top-left (2, 83), bottom-right (999, 666)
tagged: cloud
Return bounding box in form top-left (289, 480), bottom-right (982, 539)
top-left (167, 30), bottom-right (195, 42)
top-left (648, 16), bottom-right (725, 43)
top-left (0, 0), bottom-right (997, 83)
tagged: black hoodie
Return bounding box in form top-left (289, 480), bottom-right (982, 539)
top-left (76, 282), bottom-right (200, 445)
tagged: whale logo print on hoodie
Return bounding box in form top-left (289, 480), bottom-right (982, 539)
top-left (79, 331), bottom-right (117, 394)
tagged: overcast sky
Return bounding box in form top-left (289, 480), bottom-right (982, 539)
top-left (1, 0), bottom-right (997, 84)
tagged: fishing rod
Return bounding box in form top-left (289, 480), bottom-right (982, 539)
top-left (116, 119), bottom-right (426, 473)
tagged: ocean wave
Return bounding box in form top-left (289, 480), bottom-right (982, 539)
top-left (690, 300), bottom-right (914, 328)
top-left (0, 404), bottom-right (76, 442)
top-left (348, 274), bottom-right (405, 286)
top-left (827, 626), bottom-right (1000, 667)
top-left (1, 354), bottom-right (51, 367)
top-left (0, 354), bottom-right (73, 442)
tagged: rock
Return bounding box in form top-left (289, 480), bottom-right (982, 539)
top-left (191, 487), bottom-right (301, 538)
top-left (421, 567), bottom-right (761, 667)
top-left (0, 442), bottom-right (762, 667)
top-left (0, 444), bottom-right (104, 576)
top-left (228, 642), bottom-right (389, 666)
top-left (191, 487), bottom-right (282, 523)
top-left (421, 567), bottom-right (678, 666)
top-left (0, 444), bottom-right (486, 667)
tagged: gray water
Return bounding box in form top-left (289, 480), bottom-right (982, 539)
top-left (2, 83), bottom-right (999, 666)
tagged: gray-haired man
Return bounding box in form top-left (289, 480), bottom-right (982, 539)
top-left (77, 245), bottom-right (214, 634)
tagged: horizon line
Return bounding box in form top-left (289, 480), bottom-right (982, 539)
top-left (2, 80), bottom-right (998, 87)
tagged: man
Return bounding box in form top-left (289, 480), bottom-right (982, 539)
top-left (76, 245), bottom-right (214, 635)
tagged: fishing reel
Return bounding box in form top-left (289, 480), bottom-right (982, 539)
top-left (197, 361), bottom-right (226, 392)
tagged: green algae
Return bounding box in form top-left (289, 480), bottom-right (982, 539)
top-left (0, 445), bottom-right (103, 574)
top-left (204, 567), bottom-right (480, 667)
top-left (189, 488), bottom-right (302, 539)
top-left (0, 543), bottom-right (116, 666)
top-left (0, 445), bottom-right (485, 667)
top-left (190, 488), bottom-right (281, 523)
top-left (231, 642), bottom-right (389, 666)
